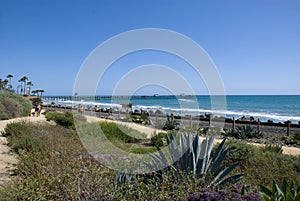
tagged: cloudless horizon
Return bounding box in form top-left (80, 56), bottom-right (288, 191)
top-left (1, 0), bottom-right (299, 95)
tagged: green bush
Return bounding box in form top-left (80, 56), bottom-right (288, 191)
top-left (223, 139), bottom-right (256, 166)
top-left (45, 111), bottom-right (75, 129)
top-left (282, 131), bottom-right (300, 146)
top-left (239, 151), bottom-right (300, 186)
top-left (226, 125), bottom-right (263, 139)
top-left (4, 122), bottom-right (43, 155)
top-left (150, 132), bottom-right (166, 147)
top-left (131, 147), bottom-right (157, 154)
top-left (163, 114), bottom-right (180, 130)
top-left (0, 91), bottom-right (32, 120)
top-left (12, 134), bottom-right (41, 154)
top-left (260, 179), bottom-right (300, 201)
top-left (3, 122), bottom-right (32, 137)
top-left (262, 144), bottom-right (283, 154)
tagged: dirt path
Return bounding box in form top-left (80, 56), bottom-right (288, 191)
top-left (0, 113), bottom-right (47, 185)
top-left (85, 115), bottom-right (165, 138)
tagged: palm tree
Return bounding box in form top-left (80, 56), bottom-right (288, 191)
top-left (6, 74), bottom-right (13, 89)
top-left (35, 89), bottom-right (45, 98)
top-left (18, 76), bottom-right (28, 95)
top-left (27, 81), bottom-right (33, 96)
top-left (32, 90), bottom-right (38, 96)
top-left (39, 89), bottom-right (45, 98)
top-left (0, 79), bottom-right (3, 90)
top-left (18, 78), bottom-right (24, 94)
top-left (3, 79), bottom-right (9, 90)
top-left (21, 76), bottom-right (28, 95)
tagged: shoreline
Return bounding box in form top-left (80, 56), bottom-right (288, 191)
top-left (41, 95), bottom-right (300, 124)
top-left (43, 104), bottom-right (300, 135)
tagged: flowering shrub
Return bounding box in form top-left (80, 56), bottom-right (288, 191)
top-left (187, 188), bottom-right (262, 201)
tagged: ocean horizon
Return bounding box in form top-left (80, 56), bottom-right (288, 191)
top-left (42, 95), bottom-right (300, 124)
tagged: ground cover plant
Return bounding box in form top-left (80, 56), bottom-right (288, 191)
top-left (225, 125), bottom-right (263, 139)
top-left (0, 91), bottom-right (32, 120)
top-left (1, 115), bottom-right (300, 200)
top-left (282, 131), bottom-right (300, 146)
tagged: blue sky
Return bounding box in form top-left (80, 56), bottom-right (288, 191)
top-left (0, 0), bottom-right (299, 95)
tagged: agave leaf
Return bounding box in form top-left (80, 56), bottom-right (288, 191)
top-left (211, 138), bottom-right (226, 163)
top-left (217, 173), bottom-right (244, 187)
top-left (294, 192), bottom-right (300, 201)
top-left (282, 178), bottom-right (288, 195)
top-left (211, 147), bottom-right (229, 175)
top-left (167, 135), bottom-right (180, 164)
top-left (286, 192), bottom-right (294, 201)
top-left (179, 133), bottom-right (189, 171)
top-left (157, 148), bottom-right (168, 167)
top-left (151, 152), bottom-right (164, 168)
top-left (260, 185), bottom-right (273, 198)
top-left (210, 161), bottom-right (240, 186)
top-left (261, 194), bottom-right (271, 201)
top-left (206, 135), bottom-right (215, 162)
top-left (199, 139), bottom-right (208, 174)
top-left (193, 134), bottom-right (201, 162)
top-left (275, 182), bottom-right (284, 197)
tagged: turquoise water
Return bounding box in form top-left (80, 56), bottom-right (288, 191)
top-left (45, 95), bottom-right (300, 123)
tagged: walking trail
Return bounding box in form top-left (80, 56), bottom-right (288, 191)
top-left (0, 114), bottom-right (47, 185)
top-left (1, 114), bottom-right (300, 185)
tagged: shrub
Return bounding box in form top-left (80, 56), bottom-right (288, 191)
top-left (131, 147), bottom-right (157, 154)
top-left (12, 134), bottom-right (41, 154)
top-left (260, 179), bottom-right (300, 201)
top-left (261, 144), bottom-right (283, 154)
top-left (45, 111), bottom-right (75, 129)
top-left (150, 132), bottom-right (166, 147)
top-left (186, 188), bottom-right (263, 201)
top-left (239, 151), bottom-right (300, 186)
top-left (151, 133), bottom-right (243, 188)
top-left (223, 140), bottom-right (256, 166)
top-left (0, 91), bottom-right (31, 120)
top-left (226, 125), bottom-right (263, 139)
top-left (163, 114), bottom-right (180, 130)
top-left (3, 122), bottom-right (32, 137)
top-left (4, 122), bottom-right (44, 155)
top-left (282, 131), bottom-right (300, 146)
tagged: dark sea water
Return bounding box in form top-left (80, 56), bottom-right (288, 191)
top-left (45, 95), bottom-right (300, 123)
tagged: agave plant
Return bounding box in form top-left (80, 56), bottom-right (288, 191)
top-left (150, 132), bottom-right (243, 188)
top-left (228, 125), bottom-right (263, 139)
top-left (163, 114), bottom-right (180, 130)
top-left (260, 179), bottom-right (300, 201)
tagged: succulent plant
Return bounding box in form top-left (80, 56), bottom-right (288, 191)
top-left (150, 132), bottom-right (243, 188)
top-left (227, 125), bottom-right (263, 139)
top-left (163, 114), bottom-right (180, 130)
top-left (260, 179), bottom-right (300, 201)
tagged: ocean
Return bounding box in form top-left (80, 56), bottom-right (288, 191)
top-left (43, 95), bottom-right (300, 124)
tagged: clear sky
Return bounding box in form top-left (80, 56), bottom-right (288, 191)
top-left (0, 0), bottom-right (299, 95)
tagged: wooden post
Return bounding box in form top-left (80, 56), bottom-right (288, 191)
top-left (232, 117), bottom-right (235, 130)
top-left (189, 115), bottom-right (192, 127)
top-left (287, 122), bottom-right (290, 136)
top-left (209, 115), bottom-right (212, 127)
top-left (257, 118), bottom-right (260, 131)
